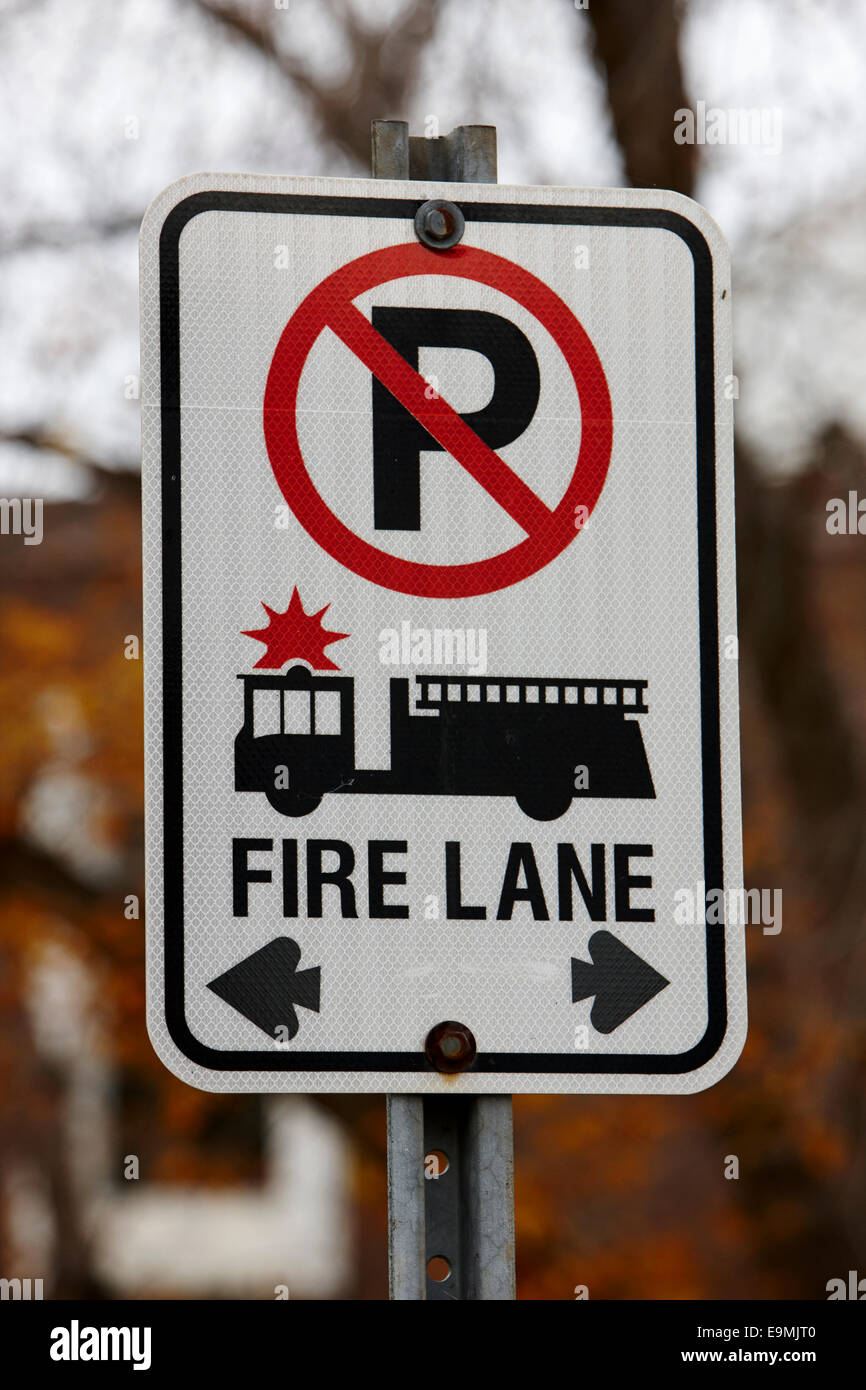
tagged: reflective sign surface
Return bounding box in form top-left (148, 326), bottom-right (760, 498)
top-left (141, 173), bottom-right (744, 1093)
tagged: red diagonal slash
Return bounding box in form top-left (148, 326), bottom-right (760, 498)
top-left (263, 241), bottom-right (613, 599)
top-left (326, 300), bottom-right (553, 537)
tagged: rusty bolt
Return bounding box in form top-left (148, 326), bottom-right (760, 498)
top-left (414, 199), bottom-right (465, 250)
top-left (425, 1020), bottom-right (477, 1073)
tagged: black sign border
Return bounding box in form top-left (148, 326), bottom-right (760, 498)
top-left (156, 190), bottom-right (728, 1076)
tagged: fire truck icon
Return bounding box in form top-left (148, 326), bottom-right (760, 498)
top-left (234, 665), bottom-right (655, 821)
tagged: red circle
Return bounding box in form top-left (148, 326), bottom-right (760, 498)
top-left (263, 242), bottom-right (612, 598)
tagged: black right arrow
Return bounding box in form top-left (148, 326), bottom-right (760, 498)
top-left (571, 930), bottom-right (669, 1033)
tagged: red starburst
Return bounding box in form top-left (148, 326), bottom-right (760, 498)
top-left (243, 588), bottom-right (349, 671)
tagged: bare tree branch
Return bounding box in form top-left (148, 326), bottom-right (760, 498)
top-left (0, 213), bottom-right (142, 257)
top-left (0, 429), bottom-right (140, 491)
top-left (190, 0), bottom-right (439, 167)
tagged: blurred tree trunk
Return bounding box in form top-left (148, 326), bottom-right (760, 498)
top-left (588, 0), bottom-right (696, 193)
top-left (583, 0), bottom-right (864, 1288)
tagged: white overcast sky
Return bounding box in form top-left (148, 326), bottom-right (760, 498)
top-left (0, 0), bottom-right (864, 494)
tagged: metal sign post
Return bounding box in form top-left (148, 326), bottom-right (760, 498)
top-left (374, 122), bottom-right (516, 1302)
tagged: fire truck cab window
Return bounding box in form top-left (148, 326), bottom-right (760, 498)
top-left (252, 687), bottom-right (281, 737)
top-left (282, 690), bottom-right (311, 735)
top-left (314, 690), bottom-right (341, 735)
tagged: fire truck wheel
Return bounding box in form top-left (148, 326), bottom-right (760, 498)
top-left (265, 788), bottom-right (323, 816)
top-left (515, 786), bottom-right (573, 821)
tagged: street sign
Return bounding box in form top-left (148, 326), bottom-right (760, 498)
top-left (141, 172), bottom-right (745, 1094)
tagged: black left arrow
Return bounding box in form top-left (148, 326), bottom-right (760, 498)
top-left (571, 929), bottom-right (669, 1033)
top-left (207, 937), bottom-right (321, 1040)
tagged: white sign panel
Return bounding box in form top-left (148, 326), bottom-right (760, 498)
top-left (141, 173), bottom-right (745, 1093)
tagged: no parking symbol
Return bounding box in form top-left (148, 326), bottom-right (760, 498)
top-left (263, 242), bottom-right (613, 598)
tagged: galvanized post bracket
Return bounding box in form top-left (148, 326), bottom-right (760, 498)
top-left (372, 119), bottom-right (497, 183)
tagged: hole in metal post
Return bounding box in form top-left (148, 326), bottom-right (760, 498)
top-left (427, 1256), bottom-right (451, 1283)
top-left (424, 1149), bottom-right (450, 1179)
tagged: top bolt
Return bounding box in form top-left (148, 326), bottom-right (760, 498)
top-left (414, 199), bottom-right (465, 251)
